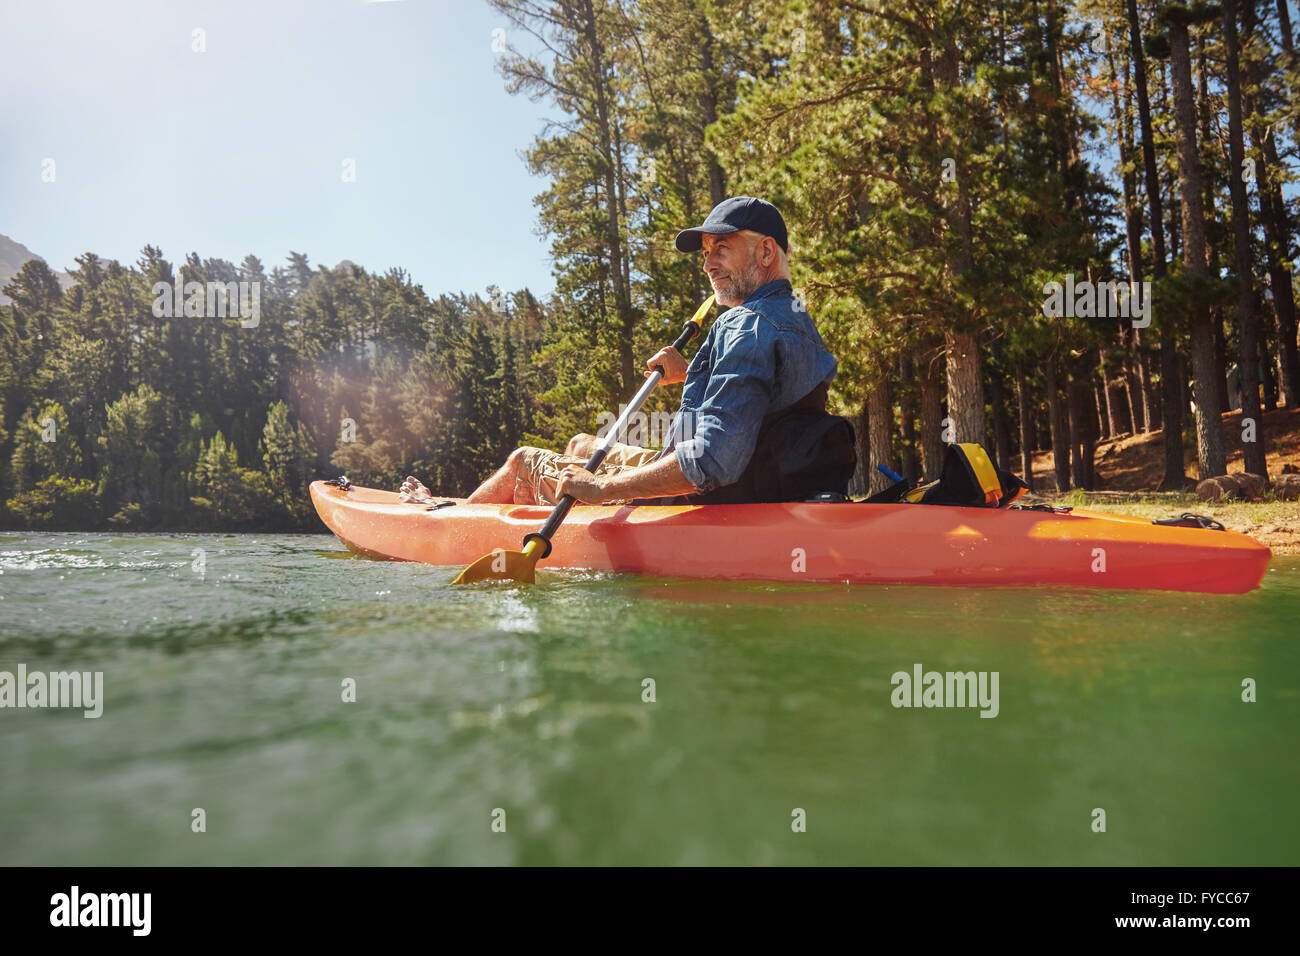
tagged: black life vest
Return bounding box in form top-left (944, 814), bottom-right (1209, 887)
top-left (865, 442), bottom-right (1027, 508)
top-left (631, 382), bottom-right (857, 506)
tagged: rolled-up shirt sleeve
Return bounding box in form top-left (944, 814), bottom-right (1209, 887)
top-left (675, 318), bottom-right (777, 492)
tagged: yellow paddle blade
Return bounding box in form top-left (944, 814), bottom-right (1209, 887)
top-left (690, 294), bottom-right (716, 327)
top-left (452, 538), bottom-right (548, 585)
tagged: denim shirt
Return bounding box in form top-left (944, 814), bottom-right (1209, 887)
top-left (657, 279), bottom-right (838, 492)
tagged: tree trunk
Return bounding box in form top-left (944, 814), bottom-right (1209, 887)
top-left (1045, 361), bottom-right (1071, 492)
top-left (1168, 13), bottom-right (1226, 479)
top-left (1158, 341), bottom-right (1186, 487)
top-left (1124, 352), bottom-right (1144, 433)
top-left (1241, 0), bottom-right (1300, 408)
top-left (1107, 35), bottom-right (1140, 441)
top-left (867, 374), bottom-right (896, 495)
top-left (1254, 158), bottom-right (1300, 407)
top-left (1276, 0), bottom-right (1298, 140)
top-left (1137, 342), bottom-right (1157, 430)
top-left (935, 39), bottom-right (985, 448)
top-left (1068, 376), bottom-right (1084, 490)
top-left (579, 0), bottom-right (636, 399)
top-left (1139, 341), bottom-right (1160, 430)
top-left (1068, 372), bottom-right (1097, 491)
top-left (1262, 331), bottom-right (1279, 409)
top-left (1093, 361), bottom-right (1108, 441)
top-left (1107, 353), bottom-right (1128, 434)
top-left (1074, 360), bottom-right (1100, 491)
top-left (988, 339), bottom-right (1011, 469)
top-left (899, 351), bottom-right (920, 483)
top-left (1103, 351), bottom-right (1131, 435)
top-left (1215, 313), bottom-right (1231, 414)
top-left (1081, 382), bottom-right (1098, 489)
top-left (848, 406), bottom-right (870, 497)
top-left (1127, 0), bottom-right (1182, 483)
top-left (698, 30), bottom-right (727, 208)
top-left (944, 330), bottom-right (985, 445)
top-left (1014, 362), bottom-right (1035, 490)
top-left (1198, 29), bottom-right (1233, 423)
top-left (1224, 0), bottom-right (1267, 479)
top-left (990, 374), bottom-right (1011, 471)
top-left (918, 344), bottom-right (944, 481)
top-left (1181, 353), bottom-right (1194, 434)
top-left (1112, 35), bottom-right (1144, 286)
top-left (1093, 383), bottom-right (1106, 441)
top-left (1111, 40), bottom-right (1155, 437)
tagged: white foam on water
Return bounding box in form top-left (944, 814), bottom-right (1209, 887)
top-left (0, 549), bottom-right (110, 571)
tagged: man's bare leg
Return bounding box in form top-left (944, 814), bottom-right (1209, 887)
top-left (466, 448), bottom-right (525, 503)
top-left (404, 441), bottom-right (586, 505)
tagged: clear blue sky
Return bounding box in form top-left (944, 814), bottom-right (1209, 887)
top-left (0, 0), bottom-right (555, 298)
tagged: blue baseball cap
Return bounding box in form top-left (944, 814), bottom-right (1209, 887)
top-left (674, 196), bottom-right (789, 253)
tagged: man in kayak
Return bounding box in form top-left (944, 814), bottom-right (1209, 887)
top-left (400, 195), bottom-right (852, 506)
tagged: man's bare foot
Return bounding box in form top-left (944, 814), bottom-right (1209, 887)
top-left (398, 476), bottom-right (435, 504)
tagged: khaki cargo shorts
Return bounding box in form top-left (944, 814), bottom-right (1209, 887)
top-left (515, 444), bottom-right (661, 506)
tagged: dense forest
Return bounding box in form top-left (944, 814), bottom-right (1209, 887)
top-left (3, 0), bottom-right (1298, 529)
top-left (0, 251), bottom-right (548, 529)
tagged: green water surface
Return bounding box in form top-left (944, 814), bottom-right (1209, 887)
top-left (1, 532), bottom-right (1297, 865)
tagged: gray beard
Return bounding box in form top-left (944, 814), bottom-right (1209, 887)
top-left (716, 258), bottom-right (766, 307)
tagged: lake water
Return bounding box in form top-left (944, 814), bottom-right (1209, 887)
top-left (2, 532), bottom-right (1297, 865)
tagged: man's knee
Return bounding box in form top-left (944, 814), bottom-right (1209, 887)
top-left (566, 433), bottom-right (595, 457)
top-left (507, 446), bottom-right (542, 472)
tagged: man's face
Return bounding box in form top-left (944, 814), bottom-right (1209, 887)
top-left (700, 232), bottom-right (767, 307)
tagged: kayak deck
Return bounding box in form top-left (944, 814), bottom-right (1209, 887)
top-left (309, 481), bottom-right (1271, 593)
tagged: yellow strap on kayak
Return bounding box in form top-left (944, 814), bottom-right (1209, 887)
top-left (904, 480), bottom-right (936, 504)
top-left (958, 443), bottom-right (1003, 506)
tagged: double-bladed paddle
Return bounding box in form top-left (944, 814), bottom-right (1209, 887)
top-left (453, 294), bottom-right (717, 584)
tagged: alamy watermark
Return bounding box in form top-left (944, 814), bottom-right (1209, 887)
top-left (890, 663), bottom-right (999, 718)
top-left (594, 406), bottom-right (700, 458)
top-left (151, 280), bottom-right (261, 327)
top-left (1041, 274), bottom-right (1150, 329)
top-left (0, 665), bottom-right (103, 718)
top-left (50, 886), bottom-right (150, 936)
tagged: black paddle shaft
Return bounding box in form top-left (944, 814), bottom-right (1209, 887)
top-left (523, 319), bottom-right (702, 558)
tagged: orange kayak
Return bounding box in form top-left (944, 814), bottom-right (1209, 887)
top-left (309, 481), bottom-right (1271, 593)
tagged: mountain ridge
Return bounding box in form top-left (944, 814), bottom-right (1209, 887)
top-left (0, 234), bottom-right (76, 305)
